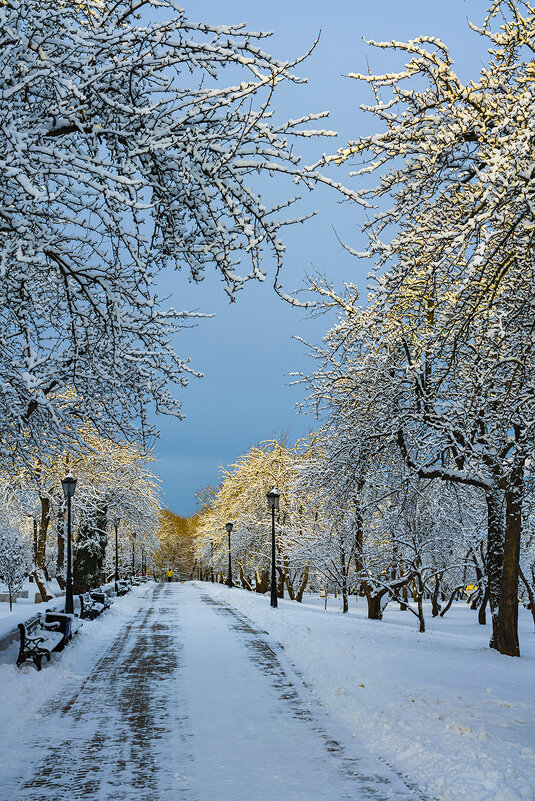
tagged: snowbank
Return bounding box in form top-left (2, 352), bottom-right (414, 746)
top-left (199, 583), bottom-right (535, 801)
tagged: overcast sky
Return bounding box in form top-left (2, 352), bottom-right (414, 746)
top-left (151, 0), bottom-right (492, 516)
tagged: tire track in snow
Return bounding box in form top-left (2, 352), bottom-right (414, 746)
top-left (200, 593), bottom-right (437, 801)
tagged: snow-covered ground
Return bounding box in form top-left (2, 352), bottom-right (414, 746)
top-left (199, 583), bottom-right (535, 801)
top-left (0, 582), bottom-right (533, 801)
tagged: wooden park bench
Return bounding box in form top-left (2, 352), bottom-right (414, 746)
top-left (116, 579), bottom-right (131, 596)
top-left (90, 588), bottom-right (112, 609)
top-left (45, 610), bottom-right (83, 642)
top-left (17, 614), bottom-right (66, 670)
top-left (79, 592), bottom-right (106, 620)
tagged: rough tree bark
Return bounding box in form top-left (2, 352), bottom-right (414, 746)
top-left (295, 562), bottom-right (310, 603)
top-left (255, 568), bottom-right (269, 593)
top-left (491, 462), bottom-right (524, 657)
top-left (32, 495), bottom-right (52, 602)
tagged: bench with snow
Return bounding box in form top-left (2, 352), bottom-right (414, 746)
top-left (79, 592), bottom-right (106, 620)
top-left (116, 580), bottom-right (131, 596)
top-left (78, 589), bottom-right (113, 619)
top-left (45, 610), bottom-right (83, 642)
top-left (91, 588), bottom-right (113, 609)
top-left (17, 613), bottom-right (66, 670)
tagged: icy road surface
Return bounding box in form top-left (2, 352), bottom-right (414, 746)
top-left (6, 583), bottom-right (421, 801)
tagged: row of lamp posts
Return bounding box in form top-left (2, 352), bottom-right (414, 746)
top-left (224, 487), bottom-right (280, 608)
top-left (62, 472), bottom-right (279, 610)
top-left (61, 474), bottom-right (144, 614)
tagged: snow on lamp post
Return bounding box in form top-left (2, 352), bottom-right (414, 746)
top-left (226, 522), bottom-right (233, 588)
top-left (267, 488), bottom-right (280, 609)
top-left (113, 517), bottom-right (120, 593)
top-left (61, 472), bottom-right (77, 614)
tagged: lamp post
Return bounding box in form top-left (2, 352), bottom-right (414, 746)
top-left (210, 541), bottom-right (214, 583)
top-left (267, 488), bottom-right (280, 608)
top-left (226, 522), bottom-right (233, 588)
top-left (132, 532), bottom-right (136, 577)
top-left (113, 517), bottom-right (120, 593)
top-left (61, 472), bottom-right (77, 614)
top-left (141, 546), bottom-right (145, 577)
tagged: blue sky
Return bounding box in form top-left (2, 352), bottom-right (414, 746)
top-left (152, 0), bottom-right (492, 515)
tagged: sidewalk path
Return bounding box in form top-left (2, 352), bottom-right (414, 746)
top-left (7, 583), bottom-right (420, 801)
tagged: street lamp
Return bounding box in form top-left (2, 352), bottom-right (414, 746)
top-left (113, 516), bottom-right (120, 593)
top-left (267, 488), bottom-right (280, 608)
top-left (210, 541), bottom-right (214, 583)
top-left (132, 532), bottom-right (136, 577)
top-left (61, 472), bottom-right (77, 614)
top-left (225, 522), bottom-right (233, 588)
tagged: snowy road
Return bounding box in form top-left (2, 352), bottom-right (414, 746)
top-left (6, 584), bottom-right (420, 801)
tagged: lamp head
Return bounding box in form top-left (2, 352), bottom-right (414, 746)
top-left (225, 522), bottom-right (233, 533)
top-left (267, 488), bottom-right (280, 510)
top-left (61, 472), bottom-right (77, 499)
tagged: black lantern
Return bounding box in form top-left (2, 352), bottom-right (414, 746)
top-left (225, 522), bottom-right (233, 588)
top-left (267, 488), bottom-right (280, 608)
top-left (113, 516), bottom-right (120, 593)
top-left (61, 472), bottom-right (77, 614)
top-left (132, 532), bottom-right (137, 578)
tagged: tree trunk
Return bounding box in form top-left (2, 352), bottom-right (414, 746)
top-left (415, 580), bottom-right (426, 633)
top-left (439, 584), bottom-right (464, 617)
top-left (239, 562), bottom-right (252, 591)
top-left (491, 464), bottom-right (523, 657)
top-left (486, 485), bottom-right (504, 617)
top-left (255, 568), bottom-right (269, 593)
top-left (431, 575), bottom-right (442, 617)
top-left (276, 564), bottom-right (285, 599)
top-left (30, 495), bottom-right (53, 601)
top-left (295, 563), bottom-right (309, 603)
top-left (364, 586), bottom-right (389, 620)
top-left (340, 548), bottom-right (349, 613)
top-left (31, 568), bottom-right (51, 603)
top-left (353, 487), bottom-right (364, 574)
top-left (398, 568), bottom-right (408, 611)
top-left (35, 495), bottom-right (51, 577)
top-left (478, 585), bottom-right (489, 626)
top-left (283, 554), bottom-right (295, 600)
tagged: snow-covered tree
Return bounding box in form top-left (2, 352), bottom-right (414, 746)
top-left (0, 0), bottom-right (355, 464)
top-left (17, 422), bottom-right (161, 596)
top-left (0, 523), bottom-right (30, 611)
top-left (304, 1), bottom-right (535, 656)
top-left (193, 437), bottom-right (317, 598)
